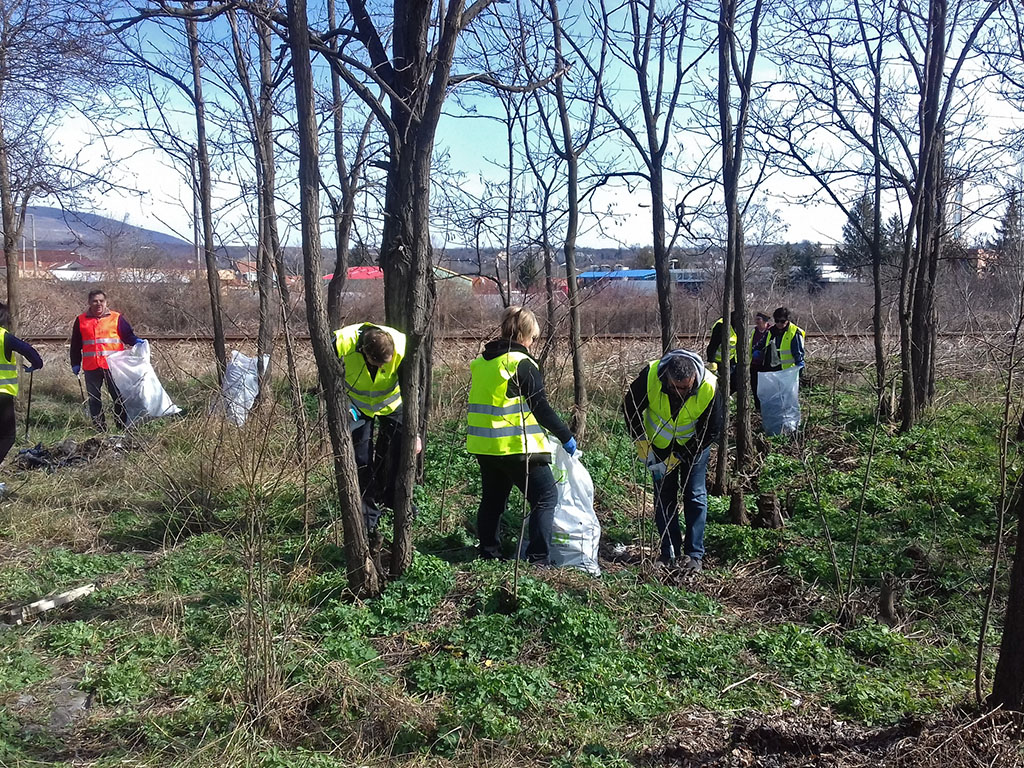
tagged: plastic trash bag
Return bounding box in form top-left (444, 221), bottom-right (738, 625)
top-left (549, 444), bottom-right (601, 575)
top-left (222, 350), bottom-right (269, 426)
top-left (759, 367), bottom-right (801, 435)
top-left (105, 341), bottom-right (181, 426)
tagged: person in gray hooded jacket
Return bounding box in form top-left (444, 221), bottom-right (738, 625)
top-left (623, 349), bottom-right (722, 573)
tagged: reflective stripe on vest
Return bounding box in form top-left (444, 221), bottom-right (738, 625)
top-left (711, 318), bottom-right (737, 363)
top-left (643, 361), bottom-right (717, 450)
top-left (78, 312), bottom-right (124, 371)
top-left (777, 324), bottom-right (804, 369)
top-left (466, 351), bottom-right (550, 456)
top-left (333, 323), bottom-right (406, 417)
top-left (0, 328), bottom-right (17, 396)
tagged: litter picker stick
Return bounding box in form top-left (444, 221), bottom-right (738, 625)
top-left (24, 370), bottom-right (33, 439)
top-left (77, 373), bottom-right (88, 417)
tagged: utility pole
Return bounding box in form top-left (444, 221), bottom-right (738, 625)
top-left (31, 213), bottom-right (37, 275)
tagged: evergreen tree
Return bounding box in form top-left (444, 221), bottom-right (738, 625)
top-left (995, 188), bottom-right (1024, 275)
top-left (835, 195), bottom-right (876, 277)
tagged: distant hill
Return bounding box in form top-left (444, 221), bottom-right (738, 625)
top-left (24, 206), bottom-right (190, 252)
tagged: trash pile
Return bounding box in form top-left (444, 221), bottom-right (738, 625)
top-left (15, 436), bottom-right (137, 472)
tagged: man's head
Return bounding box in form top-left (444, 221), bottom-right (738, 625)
top-left (659, 353), bottom-right (698, 399)
top-left (360, 327), bottom-right (395, 367)
top-left (754, 312), bottom-right (771, 332)
top-left (773, 306), bottom-right (790, 330)
top-left (87, 290), bottom-right (108, 317)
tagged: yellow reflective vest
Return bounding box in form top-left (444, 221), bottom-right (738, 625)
top-left (333, 323), bottom-right (406, 417)
top-left (711, 318), bottom-right (737, 363)
top-left (773, 323), bottom-right (805, 370)
top-left (0, 328), bottom-right (17, 396)
top-left (643, 361), bottom-right (717, 450)
top-left (466, 351), bottom-right (549, 456)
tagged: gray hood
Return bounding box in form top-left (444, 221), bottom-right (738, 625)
top-left (656, 348), bottom-right (708, 396)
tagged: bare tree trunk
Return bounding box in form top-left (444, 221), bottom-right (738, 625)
top-left (0, 115), bottom-right (21, 334)
top-left (185, 3), bottom-right (227, 381)
top-left (990, 484), bottom-right (1024, 711)
top-left (651, 165), bottom-right (675, 351)
top-left (287, 0), bottom-right (378, 597)
top-left (550, 0), bottom-right (587, 439)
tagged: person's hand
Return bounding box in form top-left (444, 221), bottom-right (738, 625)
top-left (708, 361), bottom-right (719, 373)
top-left (71, 365), bottom-right (81, 376)
top-left (649, 461), bottom-right (668, 482)
top-left (22, 364), bottom-right (40, 373)
top-left (349, 405), bottom-right (360, 422)
top-left (635, 439), bottom-right (652, 462)
top-left (563, 437), bottom-right (577, 456)
top-left (416, 434), bottom-right (423, 454)
top-left (134, 338), bottom-right (146, 346)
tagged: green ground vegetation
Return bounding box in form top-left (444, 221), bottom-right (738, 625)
top-left (0, 366), bottom-right (1015, 767)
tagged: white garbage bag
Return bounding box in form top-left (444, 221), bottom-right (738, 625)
top-left (222, 350), bottom-right (269, 426)
top-left (105, 341), bottom-right (181, 425)
top-left (549, 445), bottom-right (601, 576)
top-left (759, 367), bottom-right (801, 435)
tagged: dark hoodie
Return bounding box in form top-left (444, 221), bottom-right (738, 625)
top-left (479, 339), bottom-right (573, 452)
top-left (623, 349), bottom-right (722, 459)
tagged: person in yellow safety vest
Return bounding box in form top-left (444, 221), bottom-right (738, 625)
top-left (623, 349), bottom-right (722, 574)
top-left (334, 322), bottom-right (416, 534)
top-left (762, 306), bottom-right (806, 373)
top-left (466, 307), bottom-right (576, 563)
top-left (69, 289), bottom-right (142, 431)
top-left (707, 311), bottom-right (740, 394)
top-left (0, 302), bottom-right (44, 490)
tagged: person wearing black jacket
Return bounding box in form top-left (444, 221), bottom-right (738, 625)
top-left (466, 307), bottom-right (576, 562)
top-left (0, 303), bottom-right (43, 477)
top-left (623, 349), bottom-right (722, 573)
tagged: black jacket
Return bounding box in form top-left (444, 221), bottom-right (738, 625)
top-left (479, 338), bottom-right (573, 448)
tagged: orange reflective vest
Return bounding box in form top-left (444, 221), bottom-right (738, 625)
top-left (79, 311), bottom-right (124, 371)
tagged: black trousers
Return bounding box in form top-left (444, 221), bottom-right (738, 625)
top-left (352, 415), bottom-right (403, 532)
top-left (0, 394), bottom-right (15, 464)
top-left (85, 368), bottom-right (127, 431)
top-left (475, 454), bottom-right (557, 561)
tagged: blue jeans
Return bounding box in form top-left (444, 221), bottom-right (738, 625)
top-left (653, 445), bottom-right (710, 562)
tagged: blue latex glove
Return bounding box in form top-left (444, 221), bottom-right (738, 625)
top-left (71, 365), bottom-right (81, 376)
top-left (23, 364), bottom-right (40, 373)
top-left (563, 437), bottom-right (577, 456)
top-left (349, 405), bottom-right (360, 422)
top-left (135, 338), bottom-right (147, 346)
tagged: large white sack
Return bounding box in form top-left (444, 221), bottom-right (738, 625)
top-left (760, 367), bottom-right (801, 436)
top-left (105, 341), bottom-right (181, 425)
top-left (222, 350), bottom-right (269, 426)
top-left (549, 445), bottom-right (601, 576)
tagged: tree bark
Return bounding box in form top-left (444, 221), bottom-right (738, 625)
top-left (550, 0), bottom-right (587, 439)
top-left (0, 113), bottom-right (21, 334)
top-left (185, 3), bottom-right (227, 381)
top-left (990, 485), bottom-right (1024, 711)
top-left (287, 0), bottom-right (378, 597)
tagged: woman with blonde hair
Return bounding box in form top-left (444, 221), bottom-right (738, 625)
top-left (466, 306), bottom-right (576, 562)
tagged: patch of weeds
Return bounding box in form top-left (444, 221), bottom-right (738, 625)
top-left (0, 566), bottom-right (44, 602)
top-left (443, 612), bottom-right (528, 663)
top-left (405, 654), bottom-right (552, 740)
top-left (749, 623), bottom-right (853, 691)
top-left (704, 524), bottom-right (784, 563)
top-left (260, 746), bottom-right (346, 768)
top-left (370, 553), bottom-right (455, 632)
top-left (83, 655), bottom-right (154, 705)
top-left (148, 533), bottom-right (245, 600)
top-left (551, 745), bottom-right (633, 768)
top-left (42, 621), bottom-right (106, 657)
top-left (44, 548), bottom-right (145, 584)
top-left (0, 633), bottom-right (50, 693)
top-left (306, 601), bottom-right (379, 669)
top-left (166, 650), bottom-right (243, 699)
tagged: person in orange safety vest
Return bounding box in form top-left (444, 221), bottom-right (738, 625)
top-left (69, 289), bottom-right (143, 431)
